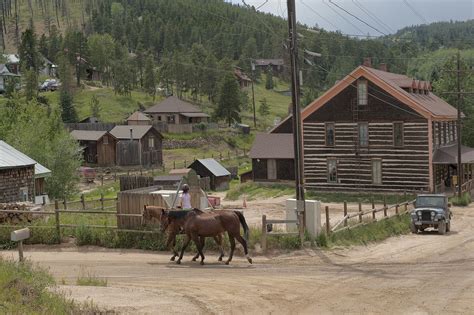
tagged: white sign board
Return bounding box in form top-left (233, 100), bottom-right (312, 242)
top-left (11, 228), bottom-right (30, 242)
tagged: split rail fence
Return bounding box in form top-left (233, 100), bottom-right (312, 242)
top-left (326, 197), bottom-right (416, 235)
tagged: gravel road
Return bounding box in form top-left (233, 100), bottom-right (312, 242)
top-left (1, 205), bottom-right (473, 314)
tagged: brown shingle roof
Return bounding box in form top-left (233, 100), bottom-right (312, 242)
top-left (249, 134), bottom-right (294, 159)
top-left (363, 66), bottom-right (458, 118)
top-left (70, 130), bottom-right (108, 141)
top-left (144, 96), bottom-right (202, 114)
top-left (127, 111), bottom-right (151, 121)
top-left (110, 125), bottom-right (159, 140)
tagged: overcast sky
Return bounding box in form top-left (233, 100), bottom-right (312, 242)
top-left (228, 0), bottom-right (473, 36)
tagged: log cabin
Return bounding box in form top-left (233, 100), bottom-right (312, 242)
top-left (251, 62), bottom-right (474, 192)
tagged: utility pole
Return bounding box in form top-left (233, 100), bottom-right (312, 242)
top-left (456, 50), bottom-right (463, 197)
top-left (251, 61), bottom-right (257, 128)
top-left (287, 0), bottom-right (306, 227)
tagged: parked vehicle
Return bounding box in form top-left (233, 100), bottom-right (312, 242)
top-left (410, 194), bottom-right (452, 235)
top-left (39, 79), bottom-right (60, 92)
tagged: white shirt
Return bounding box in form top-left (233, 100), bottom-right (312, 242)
top-left (181, 193), bottom-right (192, 209)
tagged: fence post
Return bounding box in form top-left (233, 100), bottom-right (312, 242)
top-left (42, 196), bottom-right (46, 206)
top-left (404, 190), bottom-right (407, 202)
top-left (173, 161), bottom-right (176, 169)
top-left (101, 174), bottom-right (104, 186)
top-left (261, 215), bottom-right (267, 253)
top-left (80, 194), bottom-right (85, 210)
top-left (63, 199), bottom-right (67, 210)
top-left (100, 193), bottom-right (104, 210)
top-left (383, 195), bottom-right (387, 217)
top-left (343, 201), bottom-right (348, 227)
top-left (395, 204), bottom-right (399, 215)
top-left (54, 200), bottom-right (61, 244)
top-left (358, 202), bottom-right (362, 223)
top-left (404, 202), bottom-right (408, 213)
top-left (325, 206), bottom-right (330, 235)
top-left (372, 198), bottom-right (376, 221)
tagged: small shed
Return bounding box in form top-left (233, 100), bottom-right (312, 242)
top-left (188, 158), bottom-right (231, 191)
top-left (127, 111), bottom-right (151, 126)
top-left (249, 133), bottom-right (295, 181)
top-left (70, 130), bottom-right (117, 166)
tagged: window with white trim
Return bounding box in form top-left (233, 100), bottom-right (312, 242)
top-left (357, 79), bottom-right (368, 106)
top-left (148, 136), bottom-right (155, 149)
top-left (325, 123), bottom-right (335, 146)
top-left (372, 159), bottom-right (382, 185)
top-left (358, 123), bottom-right (369, 147)
top-left (327, 159), bottom-right (337, 183)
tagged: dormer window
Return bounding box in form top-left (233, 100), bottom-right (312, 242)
top-left (357, 79), bottom-right (368, 106)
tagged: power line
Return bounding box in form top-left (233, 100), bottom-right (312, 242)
top-left (403, 0), bottom-right (428, 24)
top-left (256, 0), bottom-right (269, 10)
top-left (322, 0), bottom-right (365, 35)
top-left (328, 0), bottom-right (387, 36)
top-left (352, 0), bottom-right (395, 34)
top-left (299, 0), bottom-right (340, 32)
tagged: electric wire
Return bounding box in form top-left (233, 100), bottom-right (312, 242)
top-left (352, 0), bottom-right (395, 34)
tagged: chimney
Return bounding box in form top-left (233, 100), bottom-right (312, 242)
top-left (363, 57), bottom-right (372, 67)
top-left (411, 79), bottom-right (417, 93)
top-left (130, 128), bottom-right (133, 140)
top-left (379, 63), bottom-right (388, 72)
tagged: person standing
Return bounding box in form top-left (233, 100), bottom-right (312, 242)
top-left (180, 184), bottom-right (192, 209)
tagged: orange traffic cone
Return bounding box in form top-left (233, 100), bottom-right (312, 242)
top-left (243, 196), bottom-right (247, 208)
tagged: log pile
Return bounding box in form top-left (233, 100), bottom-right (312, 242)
top-left (0, 203), bottom-right (35, 224)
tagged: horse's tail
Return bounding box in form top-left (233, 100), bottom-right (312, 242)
top-left (235, 211), bottom-right (249, 241)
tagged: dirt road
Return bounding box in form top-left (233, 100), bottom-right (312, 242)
top-left (2, 205), bottom-right (474, 314)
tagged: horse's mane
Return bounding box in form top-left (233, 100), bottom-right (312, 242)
top-left (168, 210), bottom-right (191, 219)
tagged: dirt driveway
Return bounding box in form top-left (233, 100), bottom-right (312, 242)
top-left (2, 206), bottom-right (474, 314)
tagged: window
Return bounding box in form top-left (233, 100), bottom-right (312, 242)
top-left (148, 137), bottom-right (155, 149)
top-left (167, 115), bottom-right (175, 124)
top-left (372, 160), bottom-right (382, 185)
top-left (357, 80), bottom-right (368, 106)
top-left (358, 123), bottom-right (369, 147)
top-left (157, 115), bottom-right (162, 121)
top-left (442, 122), bottom-right (447, 144)
top-left (325, 123), bottom-right (335, 146)
top-left (393, 122), bottom-right (404, 147)
top-left (327, 159), bottom-right (337, 183)
top-left (103, 136), bottom-right (108, 145)
top-left (19, 187), bottom-right (28, 202)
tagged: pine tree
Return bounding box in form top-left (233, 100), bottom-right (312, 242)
top-left (265, 68), bottom-right (274, 90)
top-left (143, 55), bottom-right (156, 100)
top-left (18, 29), bottom-right (40, 72)
top-left (57, 53), bottom-right (78, 123)
top-left (259, 97), bottom-right (270, 117)
top-left (215, 72), bottom-right (242, 126)
top-left (23, 70), bottom-right (38, 101)
top-left (89, 95), bottom-right (101, 119)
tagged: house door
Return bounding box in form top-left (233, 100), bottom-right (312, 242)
top-left (267, 159), bottom-right (277, 180)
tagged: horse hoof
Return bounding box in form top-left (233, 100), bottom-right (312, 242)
top-left (225, 261), bottom-right (230, 265)
top-left (176, 260), bottom-right (181, 265)
top-left (170, 257), bottom-right (175, 261)
top-left (192, 258), bottom-right (197, 262)
top-left (248, 258), bottom-right (253, 264)
top-left (218, 257), bottom-right (223, 262)
top-left (200, 261), bottom-right (205, 265)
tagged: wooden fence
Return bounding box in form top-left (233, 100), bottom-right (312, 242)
top-left (326, 198), bottom-right (416, 235)
top-left (260, 214), bottom-right (304, 252)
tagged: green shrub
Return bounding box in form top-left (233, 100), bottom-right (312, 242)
top-left (450, 192), bottom-right (471, 206)
top-left (315, 233), bottom-right (328, 248)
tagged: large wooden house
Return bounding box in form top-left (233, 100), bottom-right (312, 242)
top-left (252, 62), bottom-right (474, 192)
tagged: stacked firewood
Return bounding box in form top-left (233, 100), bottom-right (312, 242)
top-left (0, 203), bottom-right (34, 224)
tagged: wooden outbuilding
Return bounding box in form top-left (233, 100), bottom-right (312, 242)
top-left (249, 133), bottom-right (295, 182)
top-left (0, 141), bottom-right (51, 204)
top-left (110, 125), bottom-right (163, 167)
top-left (188, 158), bottom-right (231, 191)
top-left (127, 111), bottom-right (151, 126)
top-left (70, 130), bottom-right (117, 166)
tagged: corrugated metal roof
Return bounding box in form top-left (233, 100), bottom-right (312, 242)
top-left (70, 130), bottom-right (108, 141)
top-left (144, 96), bottom-right (203, 114)
top-left (191, 159), bottom-right (230, 177)
top-left (0, 141), bottom-right (51, 177)
top-left (249, 134), bottom-right (294, 159)
top-left (433, 144), bottom-right (474, 164)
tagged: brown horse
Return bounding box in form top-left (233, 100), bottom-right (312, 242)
top-left (143, 206), bottom-right (225, 262)
top-left (171, 209), bottom-right (252, 265)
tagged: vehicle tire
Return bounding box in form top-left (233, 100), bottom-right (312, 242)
top-left (410, 222), bottom-right (418, 234)
top-left (438, 220), bottom-right (446, 235)
top-left (446, 221), bottom-right (451, 232)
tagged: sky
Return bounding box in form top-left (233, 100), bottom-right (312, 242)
top-left (228, 0), bottom-right (473, 36)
